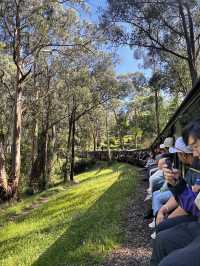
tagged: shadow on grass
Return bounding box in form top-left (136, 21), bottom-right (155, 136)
top-left (31, 165), bottom-right (136, 266)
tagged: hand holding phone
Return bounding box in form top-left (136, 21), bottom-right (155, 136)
top-left (165, 158), bottom-right (172, 170)
top-left (163, 158), bottom-right (179, 186)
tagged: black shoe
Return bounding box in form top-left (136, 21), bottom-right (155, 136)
top-left (144, 209), bottom-right (153, 220)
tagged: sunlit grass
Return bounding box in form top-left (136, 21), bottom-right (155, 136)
top-left (0, 162), bottom-right (137, 266)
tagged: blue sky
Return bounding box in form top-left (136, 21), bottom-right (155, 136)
top-left (85, 0), bottom-right (151, 77)
top-left (115, 46), bottom-right (148, 75)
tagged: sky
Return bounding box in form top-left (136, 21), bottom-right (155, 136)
top-left (115, 46), bottom-right (149, 76)
top-left (85, 0), bottom-right (152, 77)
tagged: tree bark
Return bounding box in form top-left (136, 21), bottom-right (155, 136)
top-left (31, 119), bottom-right (38, 169)
top-left (92, 129), bottom-right (97, 151)
top-left (29, 75), bottom-right (51, 192)
top-left (154, 89), bottom-right (160, 136)
top-left (29, 132), bottom-right (45, 192)
top-left (31, 58), bottom-right (39, 169)
top-left (9, 5), bottom-right (22, 198)
top-left (42, 75), bottom-right (51, 189)
top-left (0, 143), bottom-right (11, 200)
top-left (105, 110), bottom-right (111, 160)
top-left (70, 109), bottom-right (76, 181)
top-left (179, 1), bottom-right (197, 86)
top-left (63, 113), bottom-right (73, 183)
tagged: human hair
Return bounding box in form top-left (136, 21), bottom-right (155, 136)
top-left (182, 118), bottom-right (200, 145)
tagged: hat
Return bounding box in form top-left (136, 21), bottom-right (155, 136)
top-left (160, 137), bottom-right (173, 148)
top-left (160, 144), bottom-right (165, 149)
top-left (169, 137), bottom-right (192, 154)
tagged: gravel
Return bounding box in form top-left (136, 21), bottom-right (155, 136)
top-left (102, 169), bottom-right (152, 266)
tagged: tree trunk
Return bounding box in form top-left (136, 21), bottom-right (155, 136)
top-left (113, 109), bottom-right (122, 150)
top-left (63, 114), bottom-right (73, 183)
top-left (9, 6), bottom-right (22, 197)
top-left (70, 111), bottom-right (76, 181)
top-left (31, 59), bottom-right (39, 169)
top-left (29, 76), bottom-right (51, 192)
top-left (179, 1), bottom-right (197, 86)
top-left (42, 129), bottom-right (49, 190)
top-left (0, 143), bottom-right (11, 200)
top-left (31, 118), bottom-right (38, 169)
top-left (42, 76), bottom-right (51, 189)
top-left (46, 125), bottom-right (56, 183)
top-left (29, 132), bottom-right (46, 192)
top-left (105, 111), bottom-right (111, 161)
top-left (10, 84), bottom-right (22, 192)
top-left (154, 89), bottom-right (160, 136)
top-left (93, 131), bottom-right (97, 151)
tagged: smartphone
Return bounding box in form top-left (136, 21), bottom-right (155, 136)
top-left (165, 158), bottom-right (179, 184)
top-left (165, 158), bottom-right (172, 170)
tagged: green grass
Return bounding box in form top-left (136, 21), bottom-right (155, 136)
top-left (0, 162), bottom-right (137, 266)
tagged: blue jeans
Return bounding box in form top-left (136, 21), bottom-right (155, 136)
top-left (152, 190), bottom-right (172, 216)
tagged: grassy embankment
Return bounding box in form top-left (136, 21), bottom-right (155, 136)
top-left (0, 162), bottom-right (137, 266)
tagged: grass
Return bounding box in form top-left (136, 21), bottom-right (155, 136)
top-left (0, 162), bottom-right (137, 266)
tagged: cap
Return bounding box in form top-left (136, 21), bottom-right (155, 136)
top-left (160, 137), bottom-right (173, 148)
top-left (160, 144), bottom-right (165, 149)
top-left (169, 137), bottom-right (192, 154)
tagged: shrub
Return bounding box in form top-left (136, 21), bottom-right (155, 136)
top-left (74, 158), bottom-right (96, 174)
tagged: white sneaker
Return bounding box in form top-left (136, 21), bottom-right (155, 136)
top-left (144, 194), bottom-right (152, 201)
top-left (151, 231), bottom-right (156, 239)
top-left (149, 218), bottom-right (156, 228)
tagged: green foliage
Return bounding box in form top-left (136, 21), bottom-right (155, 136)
top-left (109, 137), bottom-right (116, 145)
top-left (101, 0), bottom-right (200, 85)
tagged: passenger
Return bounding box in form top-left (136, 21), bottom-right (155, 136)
top-left (143, 153), bottom-right (157, 178)
top-left (154, 137), bottom-right (197, 233)
top-left (151, 118), bottom-right (200, 266)
top-left (144, 152), bottom-right (155, 168)
top-left (144, 158), bottom-right (167, 201)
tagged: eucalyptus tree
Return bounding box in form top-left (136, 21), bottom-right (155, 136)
top-left (61, 54), bottom-right (122, 182)
top-left (159, 55), bottom-right (192, 96)
top-left (0, 0), bottom-right (93, 199)
top-left (87, 108), bottom-right (106, 151)
top-left (0, 51), bottom-right (15, 155)
top-left (101, 0), bottom-right (200, 86)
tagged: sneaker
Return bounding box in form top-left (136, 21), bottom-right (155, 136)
top-left (151, 231), bottom-right (156, 239)
top-left (144, 209), bottom-right (153, 220)
top-left (148, 218), bottom-right (156, 229)
top-left (144, 194), bottom-right (152, 201)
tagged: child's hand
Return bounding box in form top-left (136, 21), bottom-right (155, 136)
top-left (192, 184), bottom-right (200, 193)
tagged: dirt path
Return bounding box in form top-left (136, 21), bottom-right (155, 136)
top-left (102, 169), bottom-right (152, 266)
